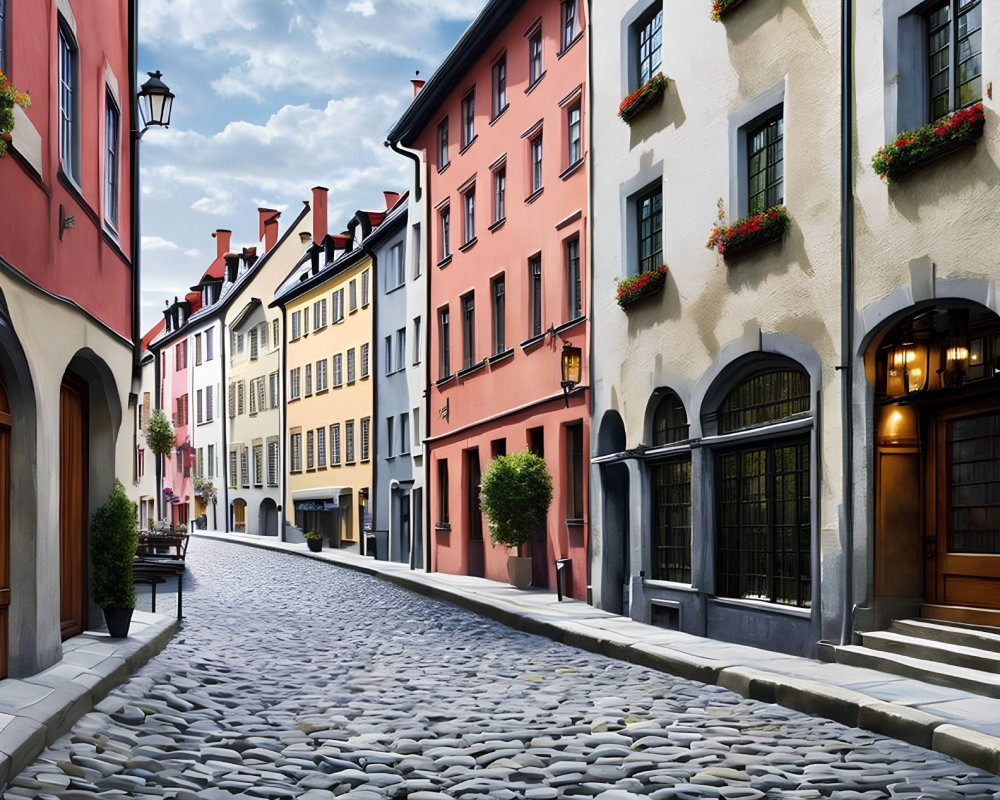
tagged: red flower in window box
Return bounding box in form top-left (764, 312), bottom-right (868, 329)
top-left (871, 102), bottom-right (984, 183)
top-left (706, 205), bottom-right (790, 259)
top-left (0, 69), bottom-right (31, 158)
top-left (616, 265), bottom-right (668, 309)
top-left (711, 0), bottom-right (749, 21)
top-left (618, 73), bottom-right (668, 125)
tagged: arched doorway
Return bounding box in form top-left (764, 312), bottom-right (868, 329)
top-left (259, 498), bottom-right (277, 537)
top-left (597, 410), bottom-right (628, 614)
top-left (869, 302), bottom-right (1000, 625)
top-left (59, 370), bottom-right (89, 639)
top-left (0, 377), bottom-right (10, 677)
top-left (233, 499), bottom-right (247, 533)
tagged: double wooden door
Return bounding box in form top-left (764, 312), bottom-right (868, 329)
top-left (60, 372), bottom-right (88, 639)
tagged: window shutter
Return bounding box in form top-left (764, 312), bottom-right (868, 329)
top-left (229, 383), bottom-right (236, 418)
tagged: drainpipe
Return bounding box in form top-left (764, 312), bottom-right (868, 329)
top-left (363, 244), bottom-right (380, 559)
top-left (220, 319), bottom-right (228, 532)
top-left (128, 0), bottom-right (141, 380)
top-left (279, 303), bottom-right (288, 541)
top-left (386, 140), bottom-right (422, 204)
top-left (585, 0), bottom-right (594, 607)
top-left (154, 345), bottom-right (162, 522)
top-left (839, 0), bottom-right (856, 646)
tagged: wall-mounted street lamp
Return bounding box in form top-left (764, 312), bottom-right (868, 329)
top-left (560, 341), bottom-right (582, 407)
top-left (136, 70), bottom-right (174, 139)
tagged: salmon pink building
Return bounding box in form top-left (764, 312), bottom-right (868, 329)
top-left (387, 0), bottom-right (589, 597)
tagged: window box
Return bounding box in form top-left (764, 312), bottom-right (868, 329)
top-left (0, 73), bottom-right (31, 157)
top-left (617, 266), bottom-right (668, 310)
top-left (871, 103), bottom-right (984, 184)
top-left (707, 206), bottom-right (789, 260)
top-left (711, 0), bottom-right (748, 22)
top-left (618, 72), bottom-right (668, 126)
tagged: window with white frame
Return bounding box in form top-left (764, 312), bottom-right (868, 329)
top-left (58, 18), bottom-right (79, 181)
top-left (347, 348), bottom-right (356, 383)
top-left (361, 417), bottom-right (370, 462)
top-left (349, 279), bottom-right (358, 312)
top-left (290, 367), bottom-right (301, 400)
top-left (291, 311), bottom-right (302, 340)
top-left (315, 358), bottom-right (328, 391)
top-left (566, 237), bottom-right (581, 320)
top-left (400, 412), bottom-right (410, 455)
top-left (437, 117), bottom-right (449, 170)
top-left (413, 316), bottom-right (421, 365)
top-left (634, 6), bottom-right (662, 88)
top-left (345, 420), bottom-right (355, 463)
top-left (306, 430), bottom-right (315, 470)
top-left (463, 186), bottom-right (475, 245)
top-left (253, 443), bottom-right (264, 487)
top-left (330, 423), bottom-right (341, 465)
top-left (269, 371), bottom-right (279, 408)
top-left (361, 269), bottom-right (370, 306)
top-left (567, 100), bottom-right (582, 167)
top-left (528, 27), bottom-right (543, 87)
top-left (314, 298), bottom-right (328, 329)
top-left (332, 288), bottom-right (345, 322)
top-left (530, 134), bottom-right (543, 194)
top-left (493, 165), bottom-right (506, 224)
top-left (267, 439), bottom-right (279, 485)
top-left (360, 343), bottom-right (370, 378)
top-left (105, 92), bottom-right (120, 228)
top-left (561, 0), bottom-right (578, 51)
top-left (333, 353), bottom-right (343, 387)
top-left (439, 204), bottom-right (451, 261)
top-left (240, 446), bottom-right (250, 487)
top-left (207, 443), bottom-right (215, 478)
top-left (461, 293), bottom-right (475, 370)
top-left (492, 53), bottom-right (507, 119)
top-left (317, 427), bottom-right (327, 468)
top-left (396, 328), bottom-right (406, 372)
top-left (305, 363), bottom-right (313, 396)
top-left (461, 90), bottom-right (476, 149)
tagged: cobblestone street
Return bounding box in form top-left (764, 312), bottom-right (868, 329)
top-left (6, 538), bottom-right (1000, 800)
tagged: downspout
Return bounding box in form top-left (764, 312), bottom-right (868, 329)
top-left (386, 140), bottom-right (422, 203)
top-left (584, 0), bottom-right (594, 607)
top-left (220, 318), bottom-right (228, 532)
top-left (279, 304), bottom-right (288, 541)
top-left (154, 346), bottom-right (161, 521)
top-left (128, 0), bottom-right (141, 379)
top-left (839, 0), bottom-right (856, 646)
top-left (364, 245), bottom-right (380, 559)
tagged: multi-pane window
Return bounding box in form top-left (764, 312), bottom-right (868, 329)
top-left (653, 392), bottom-right (690, 445)
top-left (388, 241), bottom-right (405, 289)
top-left (240, 447), bottom-right (250, 487)
top-left (652, 460), bottom-right (692, 583)
top-left (305, 363), bottom-right (313, 396)
top-left (493, 167), bottom-right (506, 224)
top-left (747, 114), bottom-right (784, 215)
top-left (360, 343), bottom-right (370, 378)
top-left (253, 444), bottom-right (264, 487)
top-left (561, 0), bottom-right (578, 50)
top-left (463, 188), bottom-right (475, 244)
top-left (400, 413), bottom-right (410, 455)
top-left (396, 328), bottom-right (406, 372)
top-left (197, 389), bottom-right (204, 424)
top-left (58, 20), bottom-right (78, 180)
top-left (637, 186), bottom-right (663, 274)
top-left (105, 94), bottom-right (120, 227)
top-left (317, 427), bottom-right (327, 469)
top-left (333, 353), bottom-right (343, 387)
top-left (566, 238), bottom-right (581, 320)
top-left (439, 306), bottom-right (451, 379)
top-left (529, 30), bottom-right (543, 86)
top-left (206, 385), bottom-right (214, 422)
top-left (438, 118), bottom-right (449, 170)
top-left (438, 459), bottom-right (450, 523)
top-left (332, 289), bottom-right (345, 322)
top-left (927, 0), bottom-right (982, 120)
top-left (315, 358), bottom-right (328, 391)
top-left (347, 348), bottom-right (356, 383)
top-left (386, 417), bottom-right (395, 458)
top-left (361, 418), bottom-right (370, 462)
top-left (249, 328), bottom-right (259, 361)
top-left (567, 102), bottom-right (582, 166)
top-left (269, 372), bottom-right (279, 408)
top-left (492, 53), bottom-right (507, 118)
top-left (306, 430), bottom-right (315, 471)
top-left (206, 330), bottom-right (214, 360)
top-left (529, 257), bottom-right (542, 337)
top-left (255, 379), bottom-right (264, 416)
top-left (361, 269), bottom-right (370, 306)
top-left (345, 420), bottom-right (356, 463)
top-left (492, 275), bottom-right (506, 354)
top-left (719, 370), bottom-right (809, 434)
top-left (291, 311), bottom-right (302, 340)
top-left (440, 206), bottom-right (451, 261)
top-left (461, 293), bottom-right (475, 370)
top-left (350, 279), bottom-right (358, 312)
top-left (229, 448), bottom-right (239, 488)
top-left (314, 298), bottom-right (328, 329)
top-left (267, 440), bottom-right (279, 486)
top-left (461, 90), bottom-right (476, 148)
top-left (235, 382), bottom-right (244, 416)
top-left (330, 424), bottom-right (341, 466)
top-left (290, 367), bottom-right (301, 400)
top-left (530, 134), bottom-right (543, 194)
top-left (384, 335), bottom-right (393, 375)
top-left (290, 432), bottom-right (303, 472)
top-left (637, 7), bottom-right (663, 86)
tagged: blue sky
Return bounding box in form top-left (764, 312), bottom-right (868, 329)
top-left (136, 0), bottom-right (487, 333)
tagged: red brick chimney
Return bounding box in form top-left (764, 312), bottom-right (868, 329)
top-left (312, 186), bottom-right (328, 246)
top-left (212, 229), bottom-right (232, 260)
top-left (411, 79), bottom-right (425, 96)
top-left (383, 191), bottom-right (401, 210)
top-left (258, 208), bottom-right (281, 251)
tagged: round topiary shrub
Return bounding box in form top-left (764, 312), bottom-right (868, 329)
top-left (90, 479), bottom-right (138, 610)
top-left (480, 448), bottom-right (553, 555)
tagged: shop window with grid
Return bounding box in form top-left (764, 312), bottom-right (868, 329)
top-left (747, 113), bottom-right (783, 215)
top-left (649, 391), bottom-right (692, 583)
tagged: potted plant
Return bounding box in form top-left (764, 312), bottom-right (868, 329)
top-left (480, 449), bottom-right (553, 589)
top-left (618, 72), bottom-right (668, 125)
top-left (305, 529), bottom-right (323, 552)
top-left (871, 102), bottom-right (984, 183)
top-left (90, 480), bottom-right (138, 638)
top-left (617, 265), bottom-right (669, 309)
top-left (706, 199), bottom-right (790, 260)
top-left (711, 0), bottom-right (748, 21)
top-left (0, 70), bottom-right (30, 157)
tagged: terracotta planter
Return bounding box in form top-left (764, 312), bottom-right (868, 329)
top-left (103, 607), bottom-right (133, 639)
top-left (507, 556), bottom-right (533, 589)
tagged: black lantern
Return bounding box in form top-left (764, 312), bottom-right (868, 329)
top-left (560, 341), bottom-right (582, 407)
top-left (137, 71), bottom-right (174, 135)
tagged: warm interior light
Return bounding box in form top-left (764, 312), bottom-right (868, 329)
top-left (946, 346), bottom-right (969, 362)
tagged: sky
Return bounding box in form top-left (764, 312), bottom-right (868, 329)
top-left (136, 0), bottom-right (488, 333)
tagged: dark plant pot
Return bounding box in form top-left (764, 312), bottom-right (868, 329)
top-left (307, 538), bottom-right (322, 552)
top-left (103, 606), bottom-right (133, 638)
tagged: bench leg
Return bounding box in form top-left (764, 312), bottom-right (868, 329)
top-left (177, 573), bottom-right (183, 620)
top-left (151, 581), bottom-right (157, 613)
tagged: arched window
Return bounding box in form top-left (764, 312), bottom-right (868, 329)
top-left (714, 367), bottom-right (811, 607)
top-left (649, 391), bottom-right (691, 583)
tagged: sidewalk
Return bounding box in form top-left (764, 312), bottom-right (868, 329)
top-left (0, 611), bottom-right (176, 788)
top-left (196, 530), bottom-right (1000, 775)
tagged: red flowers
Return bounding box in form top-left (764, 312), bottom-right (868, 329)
top-left (616, 266), bottom-right (668, 309)
top-left (706, 206), bottom-right (789, 257)
top-left (0, 69), bottom-right (31, 158)
top-left (618, 73), bottom-right (668, 125)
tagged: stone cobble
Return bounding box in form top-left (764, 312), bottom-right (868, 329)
top-left (5, 538), bottom-right (1000, 800)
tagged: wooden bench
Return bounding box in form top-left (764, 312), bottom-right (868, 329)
top-left (136, 532), bottom-right (189, 560)
top-left (134, 533), bottom-right (188, 619)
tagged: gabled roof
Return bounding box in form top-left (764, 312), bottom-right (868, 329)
top-left (140, 319), bottom-right (166, 354)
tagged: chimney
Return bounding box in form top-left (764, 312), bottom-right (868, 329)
top-left (258, 209), bottom-right (280, 251)
top-left (212, 229), bottom-right (232, 260)
top-left (411, 78), bottom-right (425, 97)
top-left (312, 186), bottom-right (328, 247)
top-left (383, 191), bottom-right (401, 210)
top-left (224, 253), bottom-right (240, 283)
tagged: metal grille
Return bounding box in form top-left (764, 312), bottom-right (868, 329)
top-left (651, 459), bottom-right (691, 583)
top-left (652, 392), bottom-right (688, 445)
top-left (948, 411), bottom-right (1000, 554)
top-left (747, 116), bottom-right (783, 215)
top-left (717, 439), bottom-right (810, 607)
top-left (719, 370), bottom-right (809, 434)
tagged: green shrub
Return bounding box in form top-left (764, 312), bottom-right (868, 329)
top-left (145, 408), bottom-right (176, 457)
top-left (90, 480), bottom-right (137, 609)
top-left (304, 529), bottom-right (323, 541)
top-left (480, 449), bottom-right (553, 553)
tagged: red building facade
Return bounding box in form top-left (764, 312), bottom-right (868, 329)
top-left (388, 0), bottom-right (589, 597)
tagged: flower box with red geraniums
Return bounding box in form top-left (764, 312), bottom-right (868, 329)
top-left (0, 70), bottom-right (31, 158)
top-left (711, 0), bottom-right (748, 21)
top-left (706, 206), bottom-right (790, 260)
top-left (618, 73), bottom-right (668, 126)
top-left (617, 266), bottom-right (668, 309)
top-left (871, 103), bottom-right (984, 184)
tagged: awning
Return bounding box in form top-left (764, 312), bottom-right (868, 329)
top-left (292, 486), bottom-right (351, 511)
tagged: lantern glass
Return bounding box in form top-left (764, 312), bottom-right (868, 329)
top-left (885, 340), bottom-right (926, 396)
top-left (561, 344), bottom-right (581, 386)
top-left (138, 71), bottom-right (175, 130)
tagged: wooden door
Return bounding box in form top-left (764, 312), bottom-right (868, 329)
top-left (59, 372), bottom-right (88, 639)
top-left (0, 378), bottom-right (11, 677)
top-left (929, 401), bottom-right (1000, 615)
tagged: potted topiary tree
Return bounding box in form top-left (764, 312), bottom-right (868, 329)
top-left (145, 408), bottom-right (176, 522)
top-left (90, 479), bottom-right (138, 638)
top-left (480, 448), bottom-right (553, 589)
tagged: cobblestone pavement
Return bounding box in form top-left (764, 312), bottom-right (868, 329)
top-left (7, 538), bottom-right (1000, 800)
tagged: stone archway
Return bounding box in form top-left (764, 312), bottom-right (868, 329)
top-left (259, 498), bottom-right (278, 537)
top-left (597, 410), bottom-right (629, 615)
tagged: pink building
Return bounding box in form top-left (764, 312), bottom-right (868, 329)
top-left (388, 0), bottom-right (589, 597)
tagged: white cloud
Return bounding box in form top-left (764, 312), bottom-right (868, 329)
top-left (346, 0), bottom-right (376, 16)
top-left (142, 235), bottom-right (183, 251)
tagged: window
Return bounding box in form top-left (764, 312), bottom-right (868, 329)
top-left (0, 0), bottom-right (6, 73)
top-left (636, 185), bottom-right (663, 274)
top-left (333, 353), bottom-right (343, 387)
top-left (290, 432), bottom-right (302, 472)
top-left (233, 331), bottom-right (244, 355)
top-left (747, 113), bottom-right (784, 215)
top-left (269, 372), bottom-right (279, 408)
top-left (492, 275), bottom-right (506, 354)
top-left (267, 440), bottom-right (279, 486)
top-left (413, 317), bottom-right (421, 365)
top-left (272, 319), bottom-right (279, 348)
top-left (493, 166), bottom-right (506, 224)
top-left (396, 328), bottom-right (406, 372)
top-left (316, 358), bottom-right (328, 391)
top-left (567, 101), bottom-right (582, 166)
top-left (305, 363), bottom-right (313, 396)
top-left (492, 53), bottom-right (507, 118)
top-left (317, 427), bottom-right (327, 469)
top-left (400, 413), bottom-right (410, 455)
top-left (105, 93), bottom-right (120, 228)
top-left (137, 447), bottom-right (145, 479)
top-left (653, 391), bottom-right (689, 445)
top-left (345, 421), bottom-right (355, 463)
top-left (249, 328), bottom-right (259, 361)
top-left (463, 187), bottom-right (475, 244)
top-left (255, 379), bottom-right (264, 416)
top-left (440, 205), bottom-right (451, 261)
top-left (361, 269), bottom-right (370, 306)
top-left (290, 367), bottom-right (301, 400)
top-left (561, 0), bottom-right (578, 50)
top-left (306, 430), bottom-right (315, 470)
top-left (438, 117), bottom-right (449, 169)
top-left (291, 311), bottom-right (302, 340)
top-left (461, 293), bottom-right (476, 370)
top-left (259, 323), bottom-right (267, 351)
top-left (314, 298), bottom-right (328, 329)
top-left (175, 340), bottom-right (187, 370)
top-left (636, 7), bottom-right (663, 86)
top-left (58, 19), bottom-right (79, 181)
top-left (412, 225), bottom-right (422, 278)
top-left (229, 448), bottom-right (238, 488)
top-left (566, 423), bottom-right (584, 519)
top-left (360, 343), bottom-right (370, 378)
top-left (195, 333), bottom-right (203, 365)
top-left (196, 389), bottom-right (204, 424)
top-left (236, 382), bottom-right (244, 416)
top-left (208, 443), bottom-right (215, 478)
top-left (530, 134), bottom-right (543, 194)
top-left (384, 335), bottom-right (393, 376)
top-left (362, 418), bottom-right (371, 462)
top-left (349, 279), bottom-right (358, 312)
top-left (206, 385), bottom-right (214, 422)
top-left (529, 29), bottom-right (543, 86)
top-left (197, 447), bottom-right (204, 479)
top-left (461, 90), bottom-right (476, 148)
top-left (386, 417), bottom-right (395, 458)
top-left (330, 424), bottom-right (341, 465)
top-left (240, 447), bottom-right (250, 487)
top-left (438, 307), bottom-right (451, 379)
top-left (566, 238), bottom-right (581, 320)
top-left (714, 369), bottom-right (811, 608)
top-left (253, 444), bottom-right (264, 487)
top-left (649, 392), bottom-right (692, 583)
top-left (229, 383), bottom-right (237, 418)
top-left (332, 289), bottom-right (345, 322)
top-left (529, 256), bottom-right (542, 337)
top-left (206, 329), bottom-right (214, 360)
top-left (438, 459), bottom-right (450, 523)
top-left (387, 241), bottom-right (405, 289)
top-left (928, 0), bottom-right (982, 120)
top-left (345, 348), bottom-right (355, 383)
